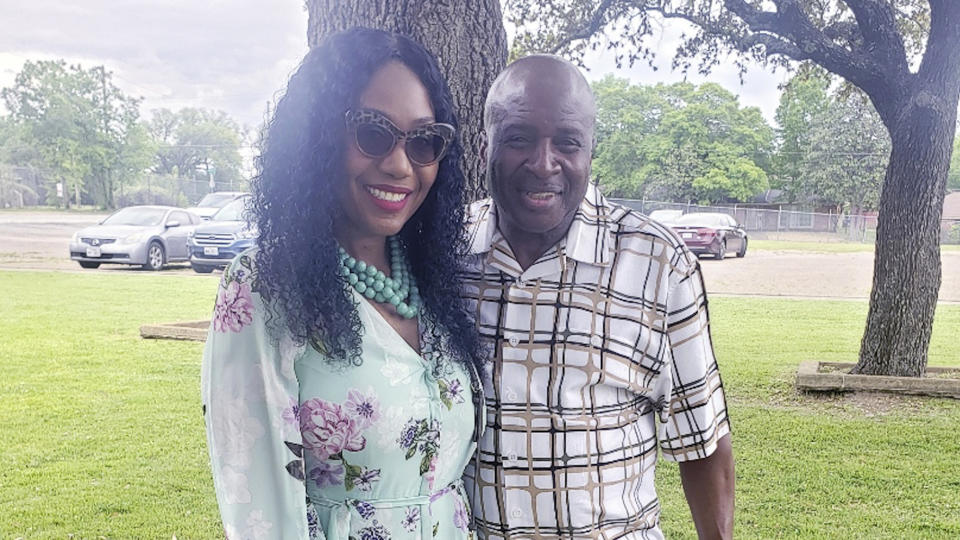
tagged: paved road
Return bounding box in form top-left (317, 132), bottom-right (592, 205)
top-left (0, 211), bottom-right (196, 274)
top-left (1, 210), bottom-right (959, 301)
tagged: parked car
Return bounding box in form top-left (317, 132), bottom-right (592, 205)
top-left (69, 206), bottom-right (201, 270)
top-left (648, 209), bottom-right (684, 226)
top-left (672, 212), bottom-right (748, 259)
top-left (188, 191), bottom-right (248, 220)
top-left (188, 196), bottom-right (256, 273)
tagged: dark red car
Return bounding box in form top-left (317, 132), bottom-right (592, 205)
top-left (671, 212), bottom-right (748, 259)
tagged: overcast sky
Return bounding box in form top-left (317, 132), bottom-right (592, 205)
top-left (0, 1), bottom-right (789, 134)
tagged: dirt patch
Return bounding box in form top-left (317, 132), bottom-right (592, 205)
top-left (697, 249), bottom-right (960, 302)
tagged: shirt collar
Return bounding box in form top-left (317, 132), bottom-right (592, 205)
top-left (466, 183), bottom-right (613, 268)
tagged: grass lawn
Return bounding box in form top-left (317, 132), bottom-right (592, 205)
top-left (751, 239), bottom-right (960, 253)
top-left (2, 270), bottom-right (959, 539)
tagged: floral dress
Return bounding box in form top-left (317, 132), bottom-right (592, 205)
top-left (202, 252), bottom-right (482, 540)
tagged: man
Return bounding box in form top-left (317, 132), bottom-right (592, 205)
top-left (461, 55), bottom-right (734, 539)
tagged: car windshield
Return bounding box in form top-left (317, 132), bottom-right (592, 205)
top-left (676, 213), bottom-right (730, 227)
top-left (197, 193), bottom-right (238, 208)
top-left (212, 198), bottom-right (248, 221)
top-left (101, 207), bottom-right (166, 226)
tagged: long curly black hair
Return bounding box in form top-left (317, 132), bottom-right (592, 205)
top-left (250, 27), bottom-right (484, 374)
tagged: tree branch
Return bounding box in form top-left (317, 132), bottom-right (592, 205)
top-left (549, 0), bottom-right (622, 54)
top-left (917, 0), bottom-right (960, 90)
top-left (723, 0), bottom-right (888, 99)
top-left (843, 0), bottom-right (909, 78)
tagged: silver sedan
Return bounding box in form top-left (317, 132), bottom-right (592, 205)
top-left (69, 206), bottom-right (200, 270)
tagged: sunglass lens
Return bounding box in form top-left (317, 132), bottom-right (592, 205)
top-left (406, 134), bottom-right (447, 165)
top-left (355, 123), bottom-right (394, 157)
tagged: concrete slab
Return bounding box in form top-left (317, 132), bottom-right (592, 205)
top-left (797, 361), bottom-right (960, 399)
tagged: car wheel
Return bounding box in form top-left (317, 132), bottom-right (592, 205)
top-left (737, 237), bottom-right (748, 258)
top-left (715, 240), bottom-right (727, 260)
top-left (78, 261), bottom-right (100, 269)
top-left (143, 241), bottom-right (165, 271)
top-left (191, 263), bottom-right (214, 274)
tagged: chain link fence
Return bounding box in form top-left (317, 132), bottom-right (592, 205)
top-left (612, 198), bottom-right (960, 245)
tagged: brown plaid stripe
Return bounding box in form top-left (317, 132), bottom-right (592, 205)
top-left (460, 185), bottom-right (730, 539)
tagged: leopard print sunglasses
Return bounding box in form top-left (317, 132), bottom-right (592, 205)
top-left (344, 108), bottom-right (456, 166)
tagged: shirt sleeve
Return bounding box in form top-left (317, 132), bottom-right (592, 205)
top-left (201, 254), bottom-right (318, 539)
top-left (657, 249), bottom-right (730, 462)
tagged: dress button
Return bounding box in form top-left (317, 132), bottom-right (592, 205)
top-left (511, 508), bottom-right (522, 518)
top-left (508, 336), bottom-right (520, 347)
top-left (515, 278), bottom-right (525, 288)
top-left (508, 452), bottom-right (518, 462)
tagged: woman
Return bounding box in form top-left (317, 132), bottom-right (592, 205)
top-left (201, 28), bottom-right (485, 539)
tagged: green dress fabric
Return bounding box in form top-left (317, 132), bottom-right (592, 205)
top-left (202, 251), bottom-right (481, 540)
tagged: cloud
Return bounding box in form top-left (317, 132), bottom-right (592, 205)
top-left (0, 1), bottom-right (788, 132)
top-left (0, 0), bottom-right (308, 129)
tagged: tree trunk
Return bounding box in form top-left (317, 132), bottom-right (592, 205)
top-left (305, 0), bottom-right (508, 201)
top-left (854, 84), bottom-right (959, 376)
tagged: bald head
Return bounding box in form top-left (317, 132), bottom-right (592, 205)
top-left (484, 55), bottom-right (596, 133)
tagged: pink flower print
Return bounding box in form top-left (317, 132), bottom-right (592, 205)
top-left (213, 280), bottom-right (254, 333)
top-left (425, 455), bottom-right (438, 491)
top-left (299, 398), bottom-right (366, 460)
top-left (281, 398), bottom-right (300, 426)
top-left (344, 389), bottom-right (380, 429)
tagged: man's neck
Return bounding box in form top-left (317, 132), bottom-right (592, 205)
top-left (498, 215), bottom-right (573, 272)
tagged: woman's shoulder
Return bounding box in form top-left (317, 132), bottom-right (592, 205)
top-left (210, 248), bottom-right (264, 334)
top-left (221, 246), bottom-right (260, 286)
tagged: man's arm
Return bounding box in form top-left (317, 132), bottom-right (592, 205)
top-left (678, 433), bottom-right (735, 540)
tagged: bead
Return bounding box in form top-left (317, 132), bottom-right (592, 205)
top-left (336, 236), bottom-right (420, 316)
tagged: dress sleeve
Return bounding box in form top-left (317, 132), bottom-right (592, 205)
top-left (657, 248), bottom-right (731, 463)
top-left (201, 254), bottom-right (319, 539)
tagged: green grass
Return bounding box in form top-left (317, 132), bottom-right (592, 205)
top-left (2, 271), bottom-right (959, 538)
top-left (752, 239), bottom-right (960, 253)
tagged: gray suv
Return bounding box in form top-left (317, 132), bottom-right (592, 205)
top-left (188, 196), bottom-right (257, 273)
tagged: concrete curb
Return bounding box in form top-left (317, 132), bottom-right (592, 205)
top-left (140, 320), bottom-right (209, 341)
top-left (797, 361), bottom-right (960, 399)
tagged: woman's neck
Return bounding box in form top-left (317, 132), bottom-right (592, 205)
top-left (335, 232), bottom-right (391, 275)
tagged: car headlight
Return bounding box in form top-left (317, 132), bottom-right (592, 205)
top-left (71, 232), bottom-right (81, 243)
top-left (187, 230), bottom-right (195, 240)
top-left (123, 232), bottom-right (145, 243)
top-left (237, 229), bottom-right (257, 240)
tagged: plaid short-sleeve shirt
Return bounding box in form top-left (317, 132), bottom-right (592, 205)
top-left (460, 185), bottom-right (730, 539)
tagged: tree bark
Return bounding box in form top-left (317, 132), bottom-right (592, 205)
top-left (854, 84), bottom-right (959, 376)
top-left (305, 0), bottom-right (508, 201)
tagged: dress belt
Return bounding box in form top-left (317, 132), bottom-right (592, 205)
top-left (310, 479), bottom-right (464, 540)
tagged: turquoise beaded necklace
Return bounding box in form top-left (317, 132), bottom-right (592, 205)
top-left (337, 236), bottom-right (421, 319)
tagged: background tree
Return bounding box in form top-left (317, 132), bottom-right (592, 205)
top-left (593, 78), bottom-right (772, 203)
top-left (146, 107), bottom-right (245, 203)
top-left (1, 60), bottom-right (149, 208)
top-left (805, 90), bottom-right (890, 214)
top-left (773, 69), bottom-right (831, 200)
top-left (508, 0), bottom-right (960, 377)
top-left (305, 0), bottom-right (509, 200)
